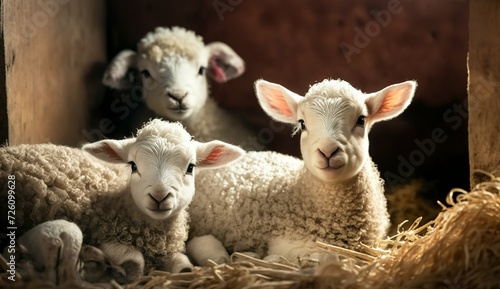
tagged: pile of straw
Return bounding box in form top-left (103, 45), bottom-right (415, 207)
top-left (2, 172), bottom-right (499, 289)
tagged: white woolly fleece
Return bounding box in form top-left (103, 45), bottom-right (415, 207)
top-left (138, 26), bottom-right (205, 62)
top-left (0, 144), bottom-right (188, 272)
top-left (189, 151), bottom-right (389, 256)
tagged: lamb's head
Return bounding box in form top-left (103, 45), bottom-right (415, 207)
top-left (103, 26), bottom-right (245, 121)
top-left (83, 119), bottom-right (245, 220)
top-left (255, 79), bottom-right (416, 184)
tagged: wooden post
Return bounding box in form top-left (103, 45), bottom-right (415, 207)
top-left (0, 0), bottom-right (106, 146)
top-left (468, 0), bottom-right (500, 186)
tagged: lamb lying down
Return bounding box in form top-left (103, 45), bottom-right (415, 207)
top-left (0, 119), bottom-right (245, 275)
top-left (188, 78), bottom-right (417, 265)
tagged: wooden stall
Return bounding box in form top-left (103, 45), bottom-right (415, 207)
top-left (468, 0), bottom-right (500, 186)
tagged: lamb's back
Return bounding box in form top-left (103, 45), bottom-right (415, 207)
top-left (0, 144), bottom-right (128, 234)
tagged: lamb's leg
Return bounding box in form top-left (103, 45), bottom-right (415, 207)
top-left (164, 252), bottom-right (193, 273)
top-left (266, 236), bottom-right (338, 265)
top-left (100, 242), bottom-right (145, 283)
top-left (186, 235), bottom-right (230, 266)
top-left (57, 231), bottom-right (83, 285)
top-left (39, 237), bottom-right (61, 284)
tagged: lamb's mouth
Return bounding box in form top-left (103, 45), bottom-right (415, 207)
top-left (147, 207), bottom-right (173, 213)
top-left (168, 105), bottom-right (190, 114)
top-left (320, 165), bottom-right (345, 172)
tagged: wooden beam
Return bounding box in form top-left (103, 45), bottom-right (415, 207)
top-left (468, 0), bottom-right (500, 186)
top-left (0, 2), bottom-right (7, 145)
top-left (1, 0), bottom-right (106, 146)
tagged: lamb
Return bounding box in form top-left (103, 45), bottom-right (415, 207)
top-left (2, 220), bottom-right (82, 286)
top-left (103, 26), bottom-right (257, 148)
top-left (0, 119), bottom-right (245, 273)
top-left (188, 78), bottom-right (416, 264)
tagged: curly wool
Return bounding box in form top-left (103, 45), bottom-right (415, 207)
top-left (138, 26), bottom-right (204, 63)
top-left (0, 144), bottom-right (187, 272)
top-left (189, 151), bottom-right (389, 256)
top-left (136, 118), bottom-right (191, 143)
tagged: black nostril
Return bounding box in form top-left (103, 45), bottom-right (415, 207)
top-left (319, 149), bottom-right (328, 159)
top-left (160, 193), bottom-right (173, 203)
top-left (149, 194), bottom-right (160, 205)
top-left (149, 193), bottom-right (172, 205)
top-left (330, 148), bottom-right (339, 158)
top-left (167, 93), bottom-right (181, 102)
top-left (167, 92), bottom-right (188, 102)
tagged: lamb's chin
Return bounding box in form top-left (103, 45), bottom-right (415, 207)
top-left (312, 166), bottom-right (356, 184)
top-left (161, 109), bottom-right (193, 121)
top-left (144, 209), bottom-right (173, 221)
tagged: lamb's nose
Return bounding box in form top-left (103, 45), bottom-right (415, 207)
top-left (149, 192), bottom-right (173, 205)
top-left (318, 147), bottom-right (339, 160)
top-left (167, 92), bottom-right (188, 102)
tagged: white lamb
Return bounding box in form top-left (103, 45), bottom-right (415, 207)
top-left (0, 119), bottom-right (244, 274)
top-left (103, 26), bottom-right (257, 147)
top-left (188, 78), bottom-right (416, 264)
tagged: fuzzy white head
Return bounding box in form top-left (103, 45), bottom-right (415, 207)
top-left (255, 79), bottom-right (416, 184)
top-left (83, 119), bottom-right (245, 220)
top-left (103, 27), bottom-right (245, 121)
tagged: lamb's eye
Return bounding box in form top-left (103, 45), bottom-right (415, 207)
top-left (141, 69), bottom-right (151, 78)
top-left (356, 115), bottom-right (366, 127)
top-left (298, 119), bottom-right (306, 131)
top-left (186, 163), bottom-right (196, 175)
top-left (198, 66), bottom-right (205, 75)
top-left (128, 161), bottom-right (138, 173)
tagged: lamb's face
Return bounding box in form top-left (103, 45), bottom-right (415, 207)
top-left (137, 55), bottom-right (208, 121)
top-left (297, 88), bottom-right (370, 184)
top-left (82, 119), bottom-right (246, 222)
top-left (127, 139), bottom-right (197, 220)
top-left (103, 27), bottom-right (245, 123)
top-left (255, 78), bottom-right (416, 185)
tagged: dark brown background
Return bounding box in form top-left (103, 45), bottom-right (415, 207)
top-left (102, 0), bottom-right (469, 195)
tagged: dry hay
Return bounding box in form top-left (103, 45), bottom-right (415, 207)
top-left (385, 179), bottom-right (441, 236)
top-left (2, 171), bottom-right (499, 289)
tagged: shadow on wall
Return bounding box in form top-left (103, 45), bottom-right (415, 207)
top-left (88, 0), bottom-right (469, 198)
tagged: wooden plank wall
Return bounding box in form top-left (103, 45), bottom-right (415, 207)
top-left (0, 0), bottom-right (106, 146)
top-left (468, 0), bottom-right (500, 186)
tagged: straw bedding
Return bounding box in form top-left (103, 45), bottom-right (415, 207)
top-left (1, 172), bottom-right (499, 289)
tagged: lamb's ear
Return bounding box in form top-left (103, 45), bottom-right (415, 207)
top-left (82, 138), bottom-right (136, 163)
top-left (365, 80), bottom-right (417, 123)
top-left (205, 42), bottom-right (245, 83)
top-left (196, 141), bottom-right (245, 169)
top-left (255, 79), bottom-right (303, 124)
top-left (103, 50), bottom-right (138, 89)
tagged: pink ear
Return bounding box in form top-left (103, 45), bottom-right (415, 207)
top-left (255, 80), bottom-right (302, 124)
top-left (208, 57), bottom-right (228, 83)
top-left (206, 42), bottom-right (245, 83)
top-left (196, 141), bottom-right (245, 169)
top-left (82, 138), bottom-right (135, 163)
top-left (259, 85), bottom-right (294, 117)
top-left (87, 143), bottom-right (123, 162)
top-left (366, 81), bottom-right (416, 123)
top-left (198, 145), bottom-right (225, 166)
